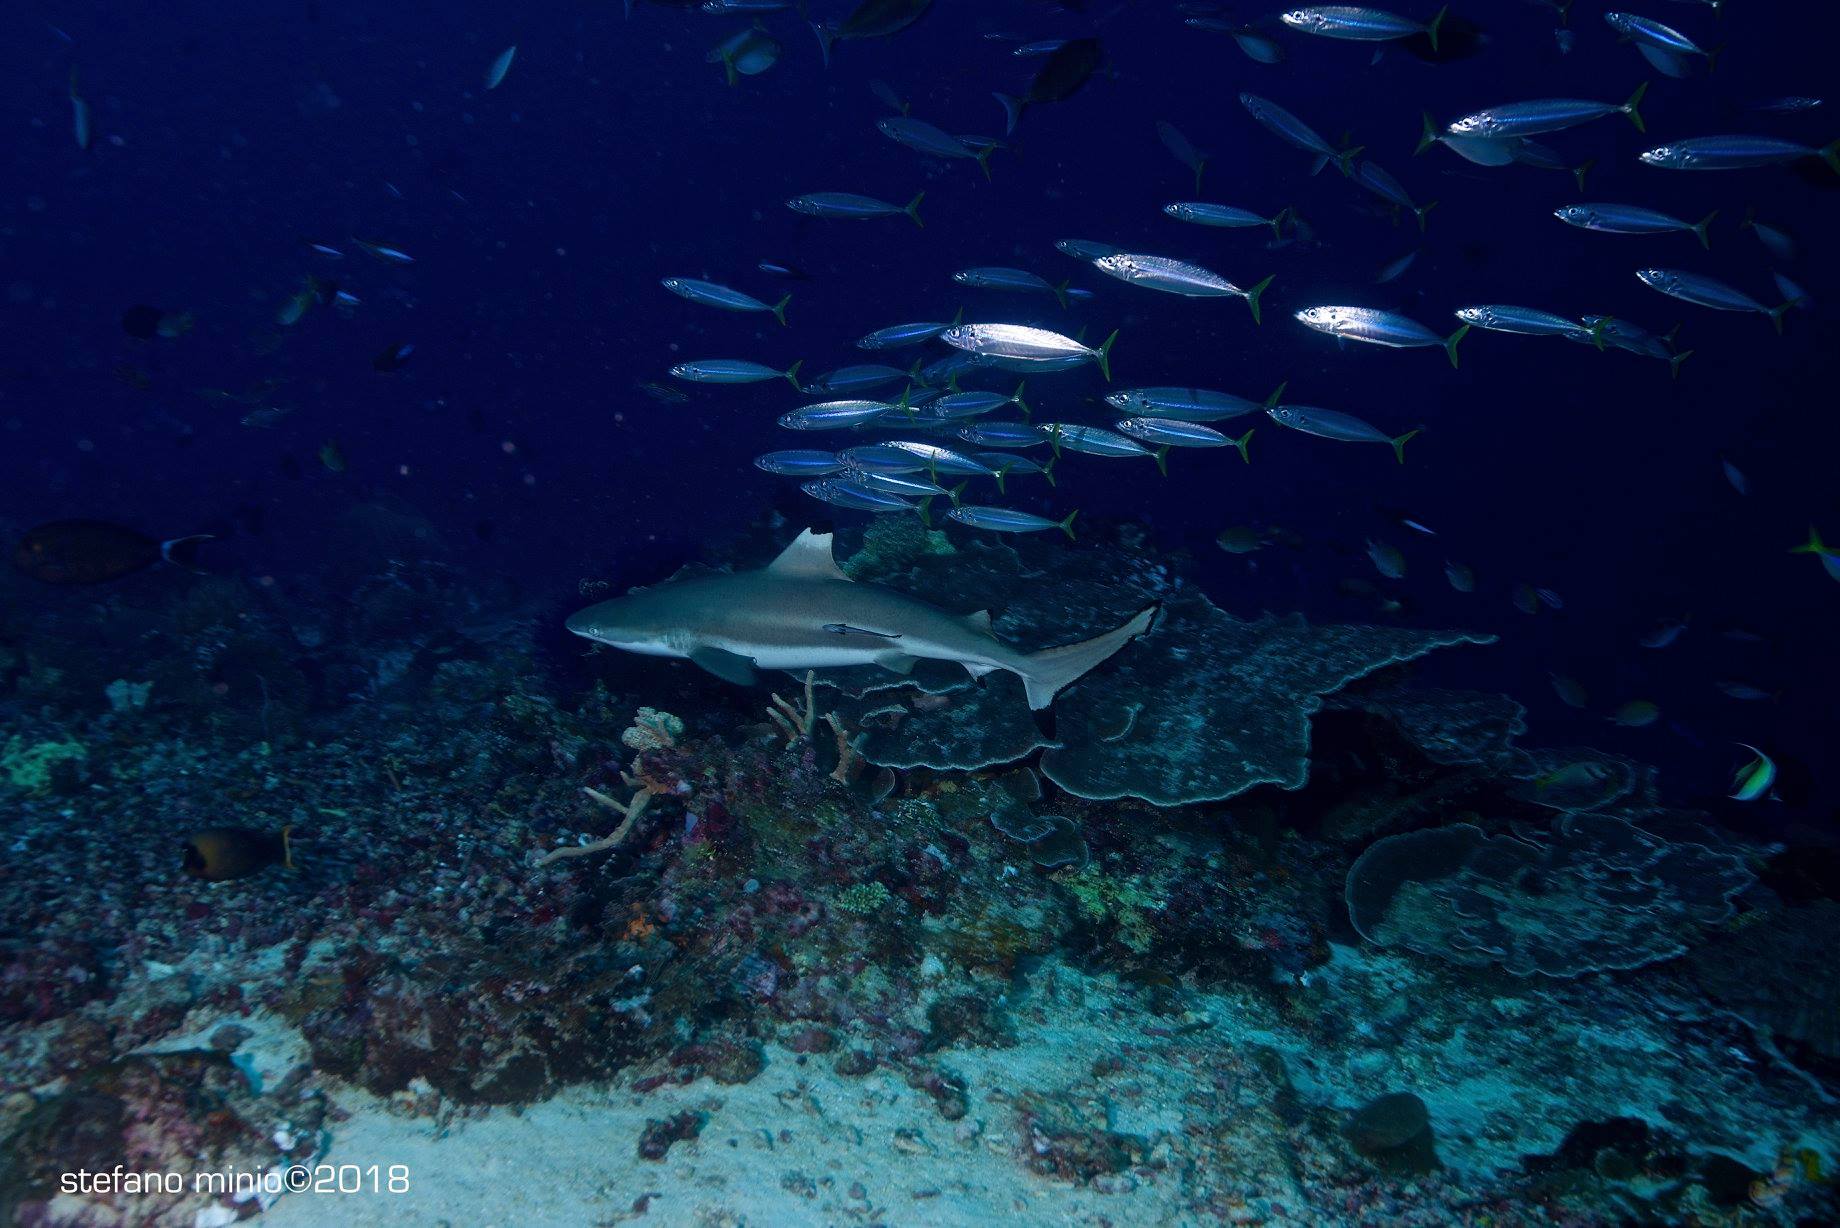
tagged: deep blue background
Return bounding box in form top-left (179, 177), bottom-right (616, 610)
top-left (3, 0), bottom-right (1836, 826)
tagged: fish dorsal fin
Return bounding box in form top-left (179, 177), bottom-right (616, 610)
top-left (961, 609), bottom-right (993, 633)
top-left (766, 529), bottom-right (848, 581)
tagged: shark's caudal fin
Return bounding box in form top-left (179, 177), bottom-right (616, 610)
top-left (1018, 605), bottom-right (1157, 711)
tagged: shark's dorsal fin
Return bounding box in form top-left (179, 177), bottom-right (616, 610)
top-left (961, 609), bottom-right (993, 633)
top-left (766, 529), bottom-right (849, 581)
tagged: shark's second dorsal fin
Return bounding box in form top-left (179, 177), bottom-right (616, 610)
top-left (767, 529), bottom-right (849, 582)
top-left (961, 609), bottom-right (993, 633)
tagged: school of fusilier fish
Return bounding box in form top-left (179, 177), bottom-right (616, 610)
top-left (624, 1), bottom-right (1831, 538)
top-left (629, 0), bottom-right (1829, 800)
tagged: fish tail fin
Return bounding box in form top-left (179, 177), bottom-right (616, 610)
top-left (1270, 207), bottom-right (1290, 240)
top-left (1790, 526), bottom-right (1827, 555)
top-left (1095, 328), bottom-right (1118, 382)
top-left (1019, 604), bottom-right (1156, 711)
top-left (1572, 158), bottom-right (1596, 192)
top-left (1444, 323), bottom-right (1470, 369)
top-left (1668, 349), bottom-right (1694, 379)
top-left (949, 480), bottom-right (967, 508)
top-left (1058, 509), bottom-right (1079, 541)
top-left (1052, 278), bottom-right (1072, 310)
top-left (975, 145), bottom-right (993, 181)
top-left (1244, 273), bottom-right (1275, 324)
top-left (1819, 139), bottom-right (1840, 176)
top-left (991, 465), bottom-right (1008, 496)
top-left (771, 293), bottom-right (791, 327)
top-left (811, 21), bottom-right (835, 69)
top-left (1767, 302), bottom-right (1792, 334)
top-left (1337, 144), bottom-right (1364, 177)
top-left (1153, 446), bottom-right (1169, 477)
top-left (784, 359), bottom-right (804, 390)
top-left (915, 497), bottom-right (933, 527)
top-left (1265, 380), bottom-right (1288, 408)
top-left (159, 533), bottom-right (214, 573)
top-left (1415, 200), bottom-right (1438, 233)
top-left (1426, 5), bottom-right (1447, 53)
top-left (1623, 81), bottom-right (1649, 132)
top-left (905, 191), bottom-right (925, 228)
top-left (1012, 380), bottom-right (1029, 417)
top-left (1194, 159), bottom-right (1207, 194)
top-left (995, 92), bottom-right (1025, 135)
top-left (1391, 427), bottom-right (1423, 465)
top-left (1693, 210), bottom-right (1717, 249)
top-left (722, 52), bottom-right (738, 88)
top-left (1588, 317), bottom-right (1608, 350)
top-left (1230, 428), bottom-right (1254, 463)
top-left (1042, 455), bottom-right (1059, 487)
top-left (1046, 423), bottom-right (1063, 459)
top-left (1415, 111), bottom-right (1437, 156)
top-left (1309, 155), bottom-right (1330, 176)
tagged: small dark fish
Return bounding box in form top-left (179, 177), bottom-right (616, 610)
top-left (372, 341), bottom-right (415, 372)
top-left (758, 260), bottom-right (809, 280)
top-left (121, 304), bottom-right (194, 340)
top-left (995, 38), bottom-right (1103, 133)
top-left (639, 381), bottom-right (690, 404)
top-left (183, 826), bottom-right (294, 881)
top-left (14, 520), bottom-right (211, 585)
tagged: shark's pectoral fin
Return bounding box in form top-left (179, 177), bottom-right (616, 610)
top-left (961, 609), bottom-right (993, 633)
top-left (876, 652), bottom-right (919, 675)
top-left (690, 647), bottom-right (759, 687)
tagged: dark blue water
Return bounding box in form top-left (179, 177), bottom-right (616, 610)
top-left (3, 0), bottom-right (1836, 823)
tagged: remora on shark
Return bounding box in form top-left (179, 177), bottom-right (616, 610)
top-left (566, 529), bottom-right (1156, 710)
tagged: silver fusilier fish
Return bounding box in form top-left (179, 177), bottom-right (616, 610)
top-left (1091, 253), bottom-right (1275, 322)
top-left (1104, 385), bottom-right (1280, 422)
top-left (953, 267), bottom-right (1070, 306)
top-left (801, 479), bottom-right (915, 513)
top-left (1115, 418), bottom-right (1253, 471)
top-left (948, 506), bottom-right (1079, 538)
top-left (1294, 305), bottom-right (1470, 367)
top-left (1634, 269), bottom-right (1795, 333)
top-left (1639, 135), bottom-right (1840, 173)
top-left (1163, 201), bottom-right (1289, 239)
top-left (672, 358), bottom-right (804, 387)
top-left (1454, 306), bottom-right (1594, 344)
top-left (787, 191), bottom-right (925, 226)
top-left (940, 324), bottom-right (1117, 380)
top-left (1604, 12), bottom-right (1714, 79)
top-left (777, 400), bottom-right (898, 430)
top-left (755, 451), bottom-right (845, 476)
top-left (1041, 424), bottom-right (1152, 459)
top-left (1444, 84), bottom-right (1648, 139)
top-left (1280, 6), bottom-right (1448, 51)
top-left (1265, 402), bottom-right (1421, 462)
top-left (1239, 92), bottom-right (1362, 176)
top-left (662, 277), bottom-right (791, 326)
top-left (957, 420), bottom-right (1047, 448)
top-left (1554, 203), bottom-right (1716, 249)
top-left (1354, 161), bottom-right (1437, 232)
top-left (878, 116), bottom-right (994, 178)
top-left (857, 317), bottom-right (959, 350)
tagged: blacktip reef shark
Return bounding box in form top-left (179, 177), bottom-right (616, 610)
top-left (566, 530), bottom-right (1157, 711)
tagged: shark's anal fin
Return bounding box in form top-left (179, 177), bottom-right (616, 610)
top-left (876, 652), bottom-right (919, 675)
top-left (766, 528), bottom-right (850, 582)
top-left (690, 647), bottom-right (759, 687)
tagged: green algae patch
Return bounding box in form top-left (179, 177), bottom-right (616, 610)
top-left (2, 736), bottom-right (87, 795)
